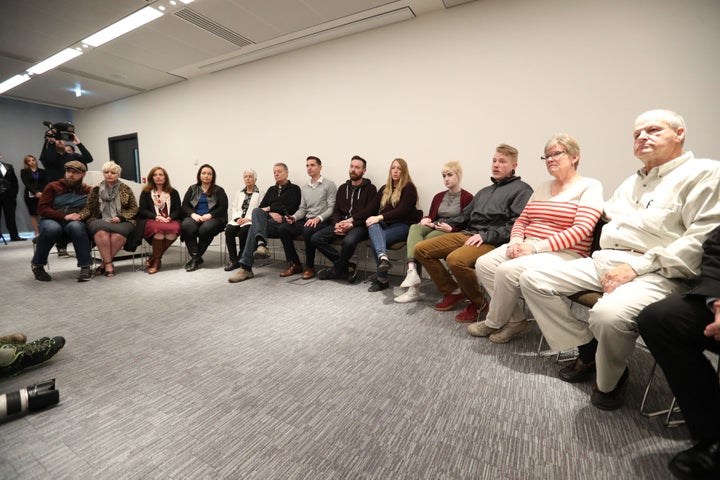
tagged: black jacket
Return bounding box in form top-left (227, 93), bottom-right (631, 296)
top-left (259, 181), bottom-right (301, 217)
top-left (0, 162), bottom-right (19, 201)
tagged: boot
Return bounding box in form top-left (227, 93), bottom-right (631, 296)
top-left (147, 237), bottom-right (164, 274)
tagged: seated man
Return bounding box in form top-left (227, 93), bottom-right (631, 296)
top-left (30, 160), bottom-right (94, 282)
top-left (637, 224), bottom-right (720, 480)
top-left (0, 333), bottom-right (66, 376)
top-left (313, 155), bottom-right (377, 282)
top-left (39, 131), bottom-right (94, 257)
top-left (520, 109), bottom-right (720, 410)
top-left (228, 163), bottom-right (301, 283)
top-left (414, 144), bottom-right (533, 322)
top-left (277, 156), bottom-right (337, 279)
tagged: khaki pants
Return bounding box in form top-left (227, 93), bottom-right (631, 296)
top-left (414, 232), bottom-right (495, 306)
top-left (519, 250), bottom-right (684, 391)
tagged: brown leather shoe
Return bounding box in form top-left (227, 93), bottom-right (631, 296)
top-left (147, 257), bottom-right (161, 274)
top-left (279, 263), bottom-right (303, 277)
top-left (559, 358), bottom-right (596, 383)
top-left (302, 267), bottom-right (315, 279)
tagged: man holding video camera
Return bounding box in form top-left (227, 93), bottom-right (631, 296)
top-left (39, 122), bottom-right (94, 257)
top-left (39, 122), bottom-right (94, 183)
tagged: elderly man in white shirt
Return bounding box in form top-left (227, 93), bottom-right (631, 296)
top-left (519, 109), bottom-right (720, 411)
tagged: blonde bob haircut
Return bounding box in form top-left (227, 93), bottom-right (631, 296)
top-left (102, 161), bottom-right (122, 175)
top-left (441, 160), bottom-right (462, 180)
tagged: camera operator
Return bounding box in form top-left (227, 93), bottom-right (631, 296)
top-left (39, 124), bottom-right (94, 182)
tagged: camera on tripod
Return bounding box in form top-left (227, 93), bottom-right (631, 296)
top-left (43, 121), bottom-right (76, 142)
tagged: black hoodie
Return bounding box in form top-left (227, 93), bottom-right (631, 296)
top-left (331, 177), bottom-right (377, 227)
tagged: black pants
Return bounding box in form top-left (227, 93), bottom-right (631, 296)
top-left (180, 217), bottom-right (224, 257)
top-left (0, 197), bottom-right (20, 239)
top-left (311, 224), bottom-right (368, 275)
top-left (637, 293), bottom-right (720, 441)
top-left (225, 224), bottom-right (251, 263)
top-left (277, 218), bottom-right (330, 267)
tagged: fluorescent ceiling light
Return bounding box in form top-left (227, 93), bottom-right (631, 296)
top-left (180, 0), bottom-right (195, 4)
top-left (27, 48), bottom-right (83, 75)
top-left (82, 6), bottom-right (163, 47)
top-left (0, 74), bottom-right (31, 94)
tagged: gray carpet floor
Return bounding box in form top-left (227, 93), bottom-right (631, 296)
top-left (0, 239), bottom-right (690, 479)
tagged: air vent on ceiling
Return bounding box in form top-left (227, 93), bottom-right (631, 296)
top-left (174, 8), bottom-right (254, 48)
top-left (442, 0), bottom-right (477, 7)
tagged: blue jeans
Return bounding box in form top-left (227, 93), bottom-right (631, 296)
top-left (367, 222), bottom-right (409, 279)
top-left (311, 224), bottom-right (369, 275)
top-left (32, 219), bottom-right (92, 267)
top-left (238, 208), bottom-right (283, 269)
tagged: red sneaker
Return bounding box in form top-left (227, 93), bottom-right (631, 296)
top-left (455, 299), bottom-right (489, 323)
top-left (434, 292), bottom-right (466, 311)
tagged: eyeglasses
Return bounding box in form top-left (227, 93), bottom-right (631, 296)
top-left (540, 150), bottom-right (567, 161)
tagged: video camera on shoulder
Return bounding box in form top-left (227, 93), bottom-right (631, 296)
top-left (43, 121), bottom-right (75, 142)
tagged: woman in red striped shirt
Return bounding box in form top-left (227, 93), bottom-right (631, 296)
top-left (470, 133), bottom-right (604, 343)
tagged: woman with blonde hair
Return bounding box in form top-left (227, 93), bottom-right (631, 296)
top-left (20, 154), bottom-right (48, 239)
top-left (79, 161), bottom-right (138, 277)
top-left (394, 161), bottom-right (473, 303)
top-left (136, 166), bottom-right (182, 274)
top-left (355, 158), bottom-right (421, 292)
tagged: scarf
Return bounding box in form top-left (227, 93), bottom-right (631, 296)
top-left (152, 190), bottom-right (171, 218)
top-left (99, 181), bottom-right (121, 220)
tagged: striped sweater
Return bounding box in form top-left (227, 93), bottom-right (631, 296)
top-left (510, 176), bottom-right (603, 256)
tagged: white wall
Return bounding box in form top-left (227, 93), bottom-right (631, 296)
top-left (75, 0), bottom-right (720, 211)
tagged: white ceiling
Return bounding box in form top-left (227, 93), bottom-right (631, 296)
top-left (0, 0), bottom-right (476, 110)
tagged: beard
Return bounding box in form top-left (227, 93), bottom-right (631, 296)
top-left (349, 172), bottom-right (362, 181)
top-left (64, 177), bottom-right (82, 189)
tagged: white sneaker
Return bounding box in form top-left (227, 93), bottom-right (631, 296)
top-left (399, 268), bottom-right (421, 288)
top-left (394, 288), bottom-right (422, 303)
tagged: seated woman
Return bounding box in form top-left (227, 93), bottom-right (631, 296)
top-left (20, 154), bottom-right (48, 240)
top-left (136, 166), bottom-right (182, 274)
top-left (180, 164), bottom-right (228, 272)
top-left (356, 158), bottom-right (421, 292)
top-left (394, 161), bottom-right (473, 303)
top-left (471, 133), bottom-right (604, 343)
top-left (224, 169), bottom-right (261, 271)
top-left (80, 161), bottom-right (138, 277)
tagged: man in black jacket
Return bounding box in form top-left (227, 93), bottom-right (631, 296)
top-left (39, 133), bottom-right (94, 182)
top-left (637, 225), bottom-right (720, 480)
top-left (228, 163), bottom-right (301, 282)
top-left (312, 155), bottom-right (377, 283)
top-left (0, 154), bottom-right (24, 241)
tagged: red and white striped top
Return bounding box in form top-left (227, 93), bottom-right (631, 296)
top-left (510, 176), bottom-right (604, 257)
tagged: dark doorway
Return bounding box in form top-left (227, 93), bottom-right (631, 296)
top-left (108, 133), bottom-right (140, 182)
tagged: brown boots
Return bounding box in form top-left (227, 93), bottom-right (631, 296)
top-left (147, 237), bottom-right (175, 274)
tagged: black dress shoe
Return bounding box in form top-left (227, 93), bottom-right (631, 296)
top-left (318, 268), bottom-right (338, 280)
top-left (669, 440), bottom-right (720, 480)
top-left (185, 256), bottom-right (204, 272)
top-left (559, 358), bottom-right (596, 383)
top-left (10, 237), bottom-right (26, 241)
top-left (591, 367), bottom-right (629, 411)
top-left (368, 280), bottom-right (389, 292)
top-left (224, 261), bottom-right (240, 271)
